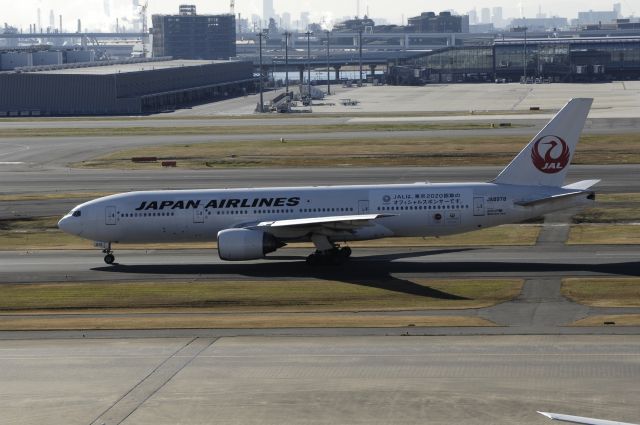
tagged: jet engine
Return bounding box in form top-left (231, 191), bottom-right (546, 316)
top-left (217, 229), bottom-right (285, 261)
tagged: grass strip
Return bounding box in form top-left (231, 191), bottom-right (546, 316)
top-left (572, 315), bottom-right (640, 327)
top-left (0, 192), bottom-right (113, 202)
top-left (567, 224), bottom-right (640, 245)
top-left (0, 279), bottom-right (523, 312)
top-left (0, 122), bottom-right (500, 138)
top-left (573, 207), bottom-right (640, 224)
top-left (562, 278), bottom-right (640, 307)
top-left (74, 133), bottom-right (640, 169)
top-left (0, 314), bottom-right (493, 330)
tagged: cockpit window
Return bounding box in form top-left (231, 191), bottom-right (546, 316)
top-left (72, 210), bottom-right (82, 217)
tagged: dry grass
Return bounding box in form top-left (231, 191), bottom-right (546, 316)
top-left (74, 133), bottom-right (640, 169)
top-left (0, 279), bottom-right (523, 312)
top-left (572, 315), bottom-right (640, 327)
top-left (0, 314), bottom-right (493, 330)
top-left (597, 193), bottom-right (640, 203)
top-left (573, 207), bottom-right (640, 224)
top-left (573, 192), bottom-right (640, 224)
top-left (0, 192), bottom-right (112, 202)
top-left (562, 278), bottom-right (640, 307)
top-left (567, 224), bottom-right (640, 245)
top-left (0, 122), bottom-right (495, 139)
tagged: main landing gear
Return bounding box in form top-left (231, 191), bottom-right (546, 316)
top-left (306, 246), bottom-right (352, 266)
top-left (306, 234), bottom-right (352, 266)
top-left (101, 242), bottom-right (115, 265)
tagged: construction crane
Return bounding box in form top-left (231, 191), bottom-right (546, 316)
top-left (230, 0), bottom-right (235, 15)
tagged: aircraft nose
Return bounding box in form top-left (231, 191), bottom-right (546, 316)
top-left (58, 216), bottom-right (80, 236)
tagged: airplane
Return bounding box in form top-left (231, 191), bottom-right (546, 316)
top-left (58, 98), bottom-right (598, 266)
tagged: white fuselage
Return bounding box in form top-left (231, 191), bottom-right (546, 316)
top-left (58, 182), bottom-right (591, 245)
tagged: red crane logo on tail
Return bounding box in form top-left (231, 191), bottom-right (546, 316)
top-left (531, 135), bottom-right (570, 174)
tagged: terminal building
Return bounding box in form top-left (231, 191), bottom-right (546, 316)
top-left (0, 58), bottom-right (254, 116)
top-left (151, 4), bottom-right (236, 60)
top-left (392, 36), bottom-right (640, 84)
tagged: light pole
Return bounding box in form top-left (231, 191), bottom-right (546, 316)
top-left (325, 30), bottom-right (331, 95)
top-left (305, 30), bottom-right (313, 101)
top-left (257, 30), bottom-right (265, 112)
top-left (522, 26), bottom-right (528, 82)
top-left (283, 31), bottom-right (291, 94)
top-left (358, 29), bottom-right (363, 86)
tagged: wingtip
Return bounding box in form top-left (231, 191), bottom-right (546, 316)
top-left (538, 411), bottom-right (554, 419)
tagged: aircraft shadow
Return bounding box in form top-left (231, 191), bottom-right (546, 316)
top-left (95, 249), bottom-right (474, 300)
top-left (93, 248), bottom-right (640, 299)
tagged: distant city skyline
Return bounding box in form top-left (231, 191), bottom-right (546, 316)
top-left (3, 0), bottom-right (630, 32)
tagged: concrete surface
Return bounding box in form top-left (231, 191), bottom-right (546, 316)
top-left (1, 335), bottom-right (639, 425)
top-left (158, 82), bottom-right (640, 117)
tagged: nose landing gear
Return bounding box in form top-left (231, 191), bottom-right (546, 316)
top-left (100, 242), bottom-right (115, 265)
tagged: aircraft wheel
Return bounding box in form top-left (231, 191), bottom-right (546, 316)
top-left (340, 246), bottom-right (352, 258)
top-left (104, 254), bottom-right (115, 265)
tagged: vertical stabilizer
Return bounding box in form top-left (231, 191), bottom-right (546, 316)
top-left (493, 98), bottom-right (593, 187)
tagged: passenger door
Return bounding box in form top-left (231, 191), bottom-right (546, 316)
top-left (193, 205), bottom-right (205, 224)
top-left (473, 197), bottom-right (485, 216)
top-left (105, 206), bottom-right (117, 225)
top-left (358, 200), bottom-right (369, 214)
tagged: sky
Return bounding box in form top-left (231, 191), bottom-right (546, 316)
top-left (2, 0), bottom-right (630, 32)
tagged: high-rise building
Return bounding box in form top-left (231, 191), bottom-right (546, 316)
top-left (300, 11), bottom-right (310, 31)
top-left (492, 7), bottom-right (503, 27)
top-left (151, 5), bottom-right (236, 60)
top-left (480, 8), bottom-right (490, 24)
top-left (613, 3), bottom-right (622, 17)
top-left (282, 12), bottom-right (291, 30)
top-left (263, 0), bottom-right (275, 27)
top-left (468, 9), bottom-right (478, 25)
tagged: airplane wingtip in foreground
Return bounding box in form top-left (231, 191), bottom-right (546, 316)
top-left (538, 411), bottom-right (638, 425)
top-left (59, 98), bottom-right (598, 265)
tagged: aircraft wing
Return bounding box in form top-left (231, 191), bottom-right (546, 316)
top-left (538, 411), bottom-right (638, 425)
top-left (256, 214), bottom-right (395, 230)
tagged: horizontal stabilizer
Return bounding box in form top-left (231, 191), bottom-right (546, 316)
top-left (563, 179), bottom-right (601, 190)
top-left (515, 191), bottom-right (593, 207)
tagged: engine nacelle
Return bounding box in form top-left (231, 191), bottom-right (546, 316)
top-left (217, 229), bottom-right (285, 261)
